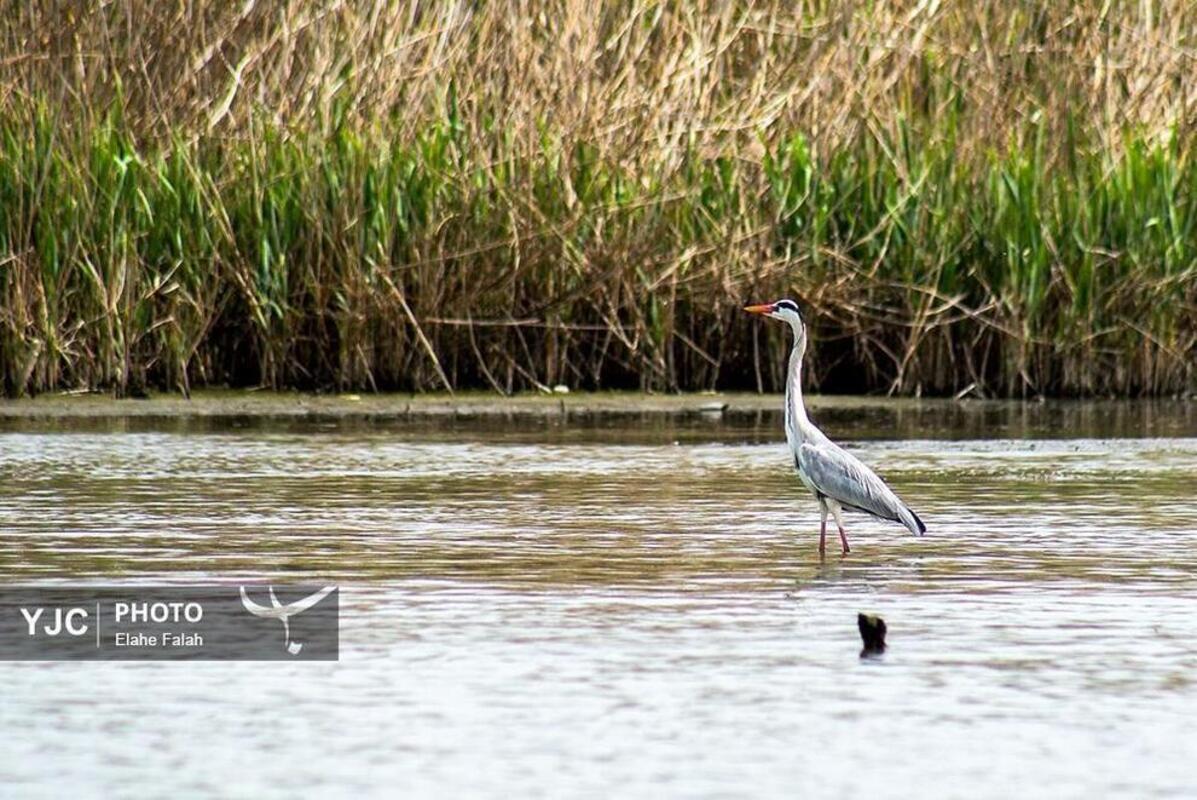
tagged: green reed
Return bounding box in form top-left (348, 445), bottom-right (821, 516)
top-left (0, 103), bottom-right (1194, 398)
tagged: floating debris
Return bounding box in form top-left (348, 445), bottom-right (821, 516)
top-left (858, 613), bottom-right (887, 658)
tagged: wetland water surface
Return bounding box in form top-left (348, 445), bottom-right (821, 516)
top-left (1, 400), bottom-right (1196, 798)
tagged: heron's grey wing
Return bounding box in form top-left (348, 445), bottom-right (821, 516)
top-left (798, 442), bottom-right (925, 534)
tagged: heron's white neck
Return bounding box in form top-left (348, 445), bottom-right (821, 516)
top-left (783, 325), bottom-right (816, 447)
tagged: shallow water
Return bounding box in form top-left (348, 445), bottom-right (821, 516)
top-left (1, 403), bottom-right (1196, 798)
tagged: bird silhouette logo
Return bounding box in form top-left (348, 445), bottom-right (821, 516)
top-left (239, 586), bottom-right (336, 655)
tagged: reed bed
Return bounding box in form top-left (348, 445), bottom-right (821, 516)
top-left (1, 1), bottom-right (1195, 397)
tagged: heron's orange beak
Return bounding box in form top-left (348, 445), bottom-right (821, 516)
top-left (743, 303), bottom-right (774, 315)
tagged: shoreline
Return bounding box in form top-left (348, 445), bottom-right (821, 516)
top-left (1, 389), bottom-right (1192, 420)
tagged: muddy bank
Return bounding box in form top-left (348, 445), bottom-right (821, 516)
top-left (0, 389), bottom-right (938, 419)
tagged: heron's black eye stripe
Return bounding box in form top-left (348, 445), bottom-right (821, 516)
top-left (775, 300), bottom-right (799, 312)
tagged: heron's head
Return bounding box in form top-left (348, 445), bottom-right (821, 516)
top-left (744, 298), bottom-right (803, 329)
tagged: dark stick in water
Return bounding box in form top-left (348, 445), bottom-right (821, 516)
top-left (858, 613), bottom-right (887, 658)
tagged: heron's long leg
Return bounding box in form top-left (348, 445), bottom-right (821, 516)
top-left (818, 504), bottom-right (828, 558)
top-left (829, 504), bottom-right (850, 556)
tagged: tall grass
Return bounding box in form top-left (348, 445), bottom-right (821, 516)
top-left (1, 1), bottom-right (1195, 397)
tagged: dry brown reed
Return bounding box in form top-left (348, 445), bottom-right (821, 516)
top-left (2, 2), bottom-right (1195, 397)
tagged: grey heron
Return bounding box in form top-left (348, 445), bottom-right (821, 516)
top-left (745, 299), bottom-right (926, 556)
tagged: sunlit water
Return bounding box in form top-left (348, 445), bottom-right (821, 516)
top-left (2, 401), bottom-right (1196, 798)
